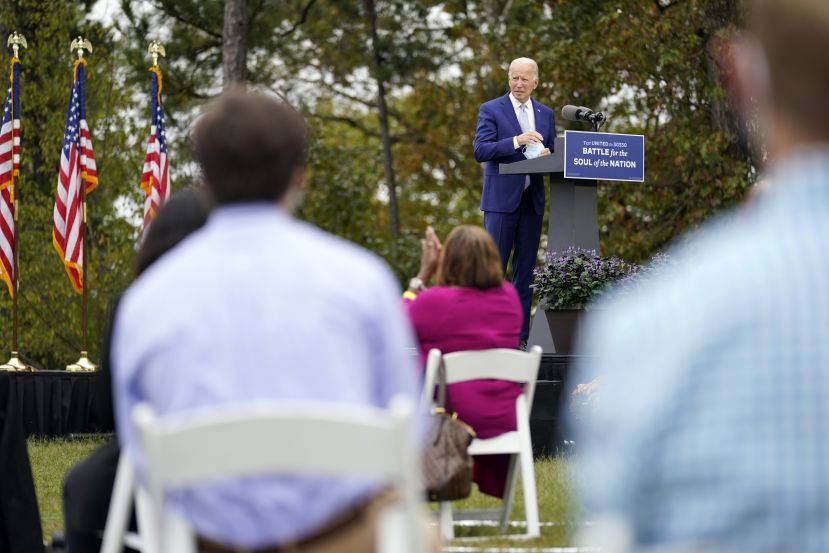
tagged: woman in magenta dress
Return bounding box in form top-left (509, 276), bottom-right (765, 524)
top-left (404, 225), bottom-right (523, 498)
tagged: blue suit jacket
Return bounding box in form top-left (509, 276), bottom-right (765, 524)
top-left (474, 94), bottom-right (556, 214)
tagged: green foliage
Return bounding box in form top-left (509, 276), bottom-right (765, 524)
top-left (533, 247), bottom-right (638, 309)
top-left (0, 0), bottom-right (753, 366)
top-left (532, 0), bottom-right (752, 262)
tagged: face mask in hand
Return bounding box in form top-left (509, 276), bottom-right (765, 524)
top-left (523, 142), bottom-right (544, 160)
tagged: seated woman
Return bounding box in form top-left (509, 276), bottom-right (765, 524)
top-left (404, 225), bottom-right (523, 499)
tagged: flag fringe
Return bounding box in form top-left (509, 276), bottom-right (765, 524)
top-left (52, 230), bottom-right (83, 294)
top-left (0, 267), bottom-right (12, 297)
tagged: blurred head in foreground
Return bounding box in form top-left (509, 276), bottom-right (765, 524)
top-left (191, 88), bottom-right (309, 209)
top-left (571, 1), bottom-right (829, 552)
top-left (732, 0), bottom-right (829, 158)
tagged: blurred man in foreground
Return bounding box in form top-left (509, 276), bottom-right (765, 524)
top-left (112, 90), bottom-right (419, 551)
top-left (572, 0), bottom-right (829, 551)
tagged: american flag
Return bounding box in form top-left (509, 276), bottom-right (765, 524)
top-left (140, 67), bottom-right (169, 228)
top-left (0, 59), bottom-right (21, 298)
top-left (52, 60), bottom-right (97, 293)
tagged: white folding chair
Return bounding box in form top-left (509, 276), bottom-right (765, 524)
top-left (100, 453), bottom-right (156, 553)
top-left (421, 346), bottom-right (542, 540)
top-left (133, 396), bottom-right (427, 553)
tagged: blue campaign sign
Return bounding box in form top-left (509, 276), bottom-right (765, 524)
top-left (564, 130), bottom-right (645, 182)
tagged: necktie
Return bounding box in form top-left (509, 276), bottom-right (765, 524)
top-left (518, 103), bottom-right (531, 189)
top-left (518, 103), bottom-right (530, 132)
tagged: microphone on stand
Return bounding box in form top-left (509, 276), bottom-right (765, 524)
top-left (561, 105), bottom-right (607, 127)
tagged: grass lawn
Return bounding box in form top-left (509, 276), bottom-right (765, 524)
top-left (29, 438), bottom-right (580, 549)
top-left (28, 437), bottom-right (108, 541)
top-left (439, 456), bottom-right (580, 547)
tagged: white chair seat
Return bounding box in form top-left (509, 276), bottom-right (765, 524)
top-left (468, 431), bottom-right (521, 456)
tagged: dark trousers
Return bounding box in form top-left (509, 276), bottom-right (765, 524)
top-left (483, 187), bottom-right (543, 341)
top-left (63, 439), bottom-right (132, 553)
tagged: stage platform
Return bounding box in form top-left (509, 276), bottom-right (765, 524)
top-left (1, 354), bottom-right (574, 456)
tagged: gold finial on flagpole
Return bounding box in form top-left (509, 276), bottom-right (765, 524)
top-left (148, 40), bottom-right (166, 67)
top-left (70, 36), bottom-right (92, 60)
top-left (7, 32), bottom-right (27, 58)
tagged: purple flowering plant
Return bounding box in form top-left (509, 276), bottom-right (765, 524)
top-left (532, 247), bottom-right (638, 309)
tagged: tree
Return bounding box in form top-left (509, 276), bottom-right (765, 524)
top-left (361, 0), bottom-right (399, 236)
top-left (530, 0), bottom-right (752, 260)
top-left (222, 0), bottom-right (247, 87)
top-left (118, 0), bottom-right (453, 275)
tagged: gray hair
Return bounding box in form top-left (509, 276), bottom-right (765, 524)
top-left (508, 57), bottom-right (539, 80)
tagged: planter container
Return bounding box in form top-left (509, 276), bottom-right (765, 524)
top-left (543, 308), bottom-right (584, 354)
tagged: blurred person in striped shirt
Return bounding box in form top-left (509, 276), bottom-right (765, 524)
top-left (570, 1), bottom-right (829, 552)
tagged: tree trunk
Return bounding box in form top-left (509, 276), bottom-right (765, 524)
top-left (223, 0), bottom-right (248, 88)
top-left (363, 0), bottom-right (400, 237)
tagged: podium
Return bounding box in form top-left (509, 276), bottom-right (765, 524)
top-left (499, 136), bottom-right (599, 353)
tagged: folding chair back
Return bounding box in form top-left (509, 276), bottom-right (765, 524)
top-left (421, 346), bottom-right (542, 540)
top-left (133, 396), bottom-right (426, 553)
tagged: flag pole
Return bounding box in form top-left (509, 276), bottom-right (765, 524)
top-left (1, 32), bottom-right (30, 372)
top-left (66, 36), bottom-right (95, 372)
top-left (142, 39), bottom-right (167, 229)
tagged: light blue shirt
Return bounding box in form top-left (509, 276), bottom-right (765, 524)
top-left (112, 204), bottom-right (419, 549)
top-left (571, 146), bottom-right (829, 553)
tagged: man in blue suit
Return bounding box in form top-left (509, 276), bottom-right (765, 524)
top-left (474, 57), bottom-right (555, 347)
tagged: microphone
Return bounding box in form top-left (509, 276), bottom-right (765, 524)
top-left (561, 105), bottom-right (606, 124)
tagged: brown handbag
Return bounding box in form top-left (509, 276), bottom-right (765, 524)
top-left (423, 358), bottom-right (476, 502)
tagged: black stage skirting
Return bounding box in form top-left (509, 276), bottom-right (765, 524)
top-left (2, 354), bottom-right (574, 454)
top-left (1, 371), bottom-right (114, 438)
top-left (531, 354), bottom-right (575, 457)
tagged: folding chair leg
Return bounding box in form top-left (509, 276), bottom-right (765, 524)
top-left (439, 501), bottom-right (454, 541)
top-left (101, 455), bottom-right (136, 553)
top-left (134, 486), bottom-right (159, 553)
top-left (517, 398), bottom-right (540, 538)
top-left (519, 448), bottom-right (540, 538)
top-left (499, 454), bottom-right (519, 534)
